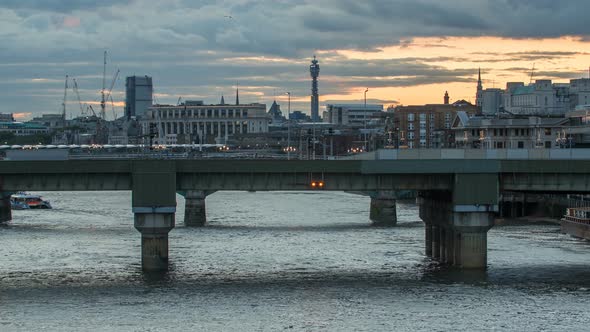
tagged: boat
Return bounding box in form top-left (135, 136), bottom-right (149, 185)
top-left (561, 207), bottom-right (590, 239)
top-left (10, 192), bottom-right (52, 210)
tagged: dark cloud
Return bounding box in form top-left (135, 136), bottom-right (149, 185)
top-left (1, 0), bottom-right (590, 116)
top-left (0, 0), bottom-right (131, 12)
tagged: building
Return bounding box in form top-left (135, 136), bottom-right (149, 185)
top-left (310, 56), bottom-right (320, 122)
top-left (0, 122), bottom-right (48, 136)
top-left (502, 80), bottom-right (570, 116)
top-left (0, 113), bottom-right (15, 122)
top-left (325, 104), bottom-right (384, 127)
top-left (392, 99), bottom-right (478, 148)
top-left (28, 114), bottom-right (64, 130)
top-left (452, 112), bottom-right (569, 149)
top-left (140, 101), bottom-right (269, 144)
top-left (125, 76), bottom-right (153, 119)
top-left (267, 100), bottom-right (285, 124)
top-left (481, 88), bottom-right (503, 115)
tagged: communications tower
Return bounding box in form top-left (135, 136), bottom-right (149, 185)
top-left (310, 55), bottom-right (320, 122)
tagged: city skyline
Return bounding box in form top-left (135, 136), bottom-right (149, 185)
top-left (3, 1), bottom-right (590, 119)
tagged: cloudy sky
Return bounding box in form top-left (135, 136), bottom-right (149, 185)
top-left (3, 0), bottom-right (590, 120)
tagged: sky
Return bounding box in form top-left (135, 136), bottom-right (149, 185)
top-left (2, 0), bottom-right (590, 120)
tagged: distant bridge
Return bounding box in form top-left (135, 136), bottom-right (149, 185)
top-left (1, 157), bottom-right (589, 272)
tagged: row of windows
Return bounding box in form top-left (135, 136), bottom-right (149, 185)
top-left (156, 109), bottom-right (249, 119)
top-left (470, 128), bottom-right (552, 137)
top-left (407, 113), bottom-right (453, 121)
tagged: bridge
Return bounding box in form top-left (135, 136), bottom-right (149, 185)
top-left (1, 158), bottom-right (588, 271)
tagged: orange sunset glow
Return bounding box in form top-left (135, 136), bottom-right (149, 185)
top-left (321, 36), bottom-right (590, 106)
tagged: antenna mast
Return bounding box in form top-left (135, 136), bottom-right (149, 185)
top-left (529, 63), bottom-right (535, 84)
top-left (100, 50), bottom-right (107, 120)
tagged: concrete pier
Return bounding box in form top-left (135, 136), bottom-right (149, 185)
top-left (369, 191), bottom-right (397, 226)
top-left (134, 212), bottom-right (175, 271)
top-left (449, 212), bottom-right (495, 268)
top-left (424, 223), bottom-right (433, 257)
top-left (431, 225), bottom-right (440, 260)
top-left (184, 190), bottom-right (207, 227)
top-left (0, 192), bottom-right (12, 223)
top-left (132, 161), bottom-right (177, 271)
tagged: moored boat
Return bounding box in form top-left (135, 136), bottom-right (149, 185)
top-left (561, 207), bottom-right (590, 239)
top-left (10, 193), bottom-right (52, 210)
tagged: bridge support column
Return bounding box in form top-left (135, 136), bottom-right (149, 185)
top-left (424, 223), bottom-right (433, 257)
top-left (132, 160), bottom-right (177, 272)
top-left (439, 227), bottom-right (447, 263)
top-left (451, 211), bottom-right (495, 269)
top-left (134, 211), bottom-right (175, 271)
top-left (369, 191), bottom-right (397, 226)
top-left (431, 225), bottom-right (440, 260)
top-left (445, 228), bottom-right (455, 265)
top-left (184, 190), bottom-right (207, 227)
top-left (0, 192), bottom-right (11, 223)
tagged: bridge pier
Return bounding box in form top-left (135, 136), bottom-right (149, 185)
top-left (0, 192), bottom-right (12, 223)
top-left (184, 190), bottom-right (208, 227)
top-left (132, 161), bottom-right (177, 272)
top-left (369, 191), bottom-right (397, 226)
top-left (419, 174), bottom-right (498, 269)
top-left (134, 211), bottom-right (175, 271)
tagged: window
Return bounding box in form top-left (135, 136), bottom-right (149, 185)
top-left (518, 141), bottom-right (524, 149)
top-left (408, 131), bottom-right (415, 139)
top-left (419, 113), bottom-right (426, 121)
top-left (407, 113), bottom-right (414, 121)
top-left (430, 114), bottom-right (435, 121)
top-left (544, 128), bottom-right (551, 135)
top-left (408, 123), bottom-right (414, 130)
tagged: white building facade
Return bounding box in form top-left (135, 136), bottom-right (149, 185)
top-left (140, 101), bottom-right (269, 144)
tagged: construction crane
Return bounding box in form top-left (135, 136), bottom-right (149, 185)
top-left (104, 69), bottom-right (120, 120)
top-left (62, 75), bottom-right (69, 123)
top-left (100, 51), bottom-right (107, 120)
top-left (72, 78), bottom-right (85, 116)
top-left (109, 95), bottom-right (117, 120)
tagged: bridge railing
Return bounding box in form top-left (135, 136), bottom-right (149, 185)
top-left (340, 148), bottom-right (590, 160)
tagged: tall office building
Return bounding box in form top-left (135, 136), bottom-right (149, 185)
top-left (125, 76), bottom-right (153, 119)
top-left (310, 56), bottom-right (320, 122)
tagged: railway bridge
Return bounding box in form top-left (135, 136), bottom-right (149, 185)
top-left (1, 158), bottom-right (589, 271)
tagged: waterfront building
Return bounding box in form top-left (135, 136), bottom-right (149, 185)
top-left (268, 100), bottom-right (285, 124)
top-left (392, 98), bottom-right (478, 148)
top-left (140, 100), bottom-right (269, 144)
top-left (0, 122), bottom-right (48, 136)
top-left (452, 111), bottom-right (569, 149)
top-left (325, 104), bottom-right (384, 127)
top-left (310, 56), bottom-right (320, 122)
top-left (125, 76), bottom-right (153, 119)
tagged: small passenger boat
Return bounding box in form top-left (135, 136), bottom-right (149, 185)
top-left (561, 207), bottom-right (590, 239)
top-left (10, 192), bottom-right (52, 210)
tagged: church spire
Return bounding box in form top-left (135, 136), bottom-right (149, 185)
top-left (477, 67), bottom-right (482, 91)
top-left (220, 95), bottom-right (225, 105)
top-left (235, 82), bottom-right (240, 105)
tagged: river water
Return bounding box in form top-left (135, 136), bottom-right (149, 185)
top-left (1, 191), bottom-right (590, 331)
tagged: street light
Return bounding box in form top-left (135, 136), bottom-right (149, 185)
top-left (286, 92), bottom-right (291, 160)
top-left (364, 88), bottom-right (369, 151)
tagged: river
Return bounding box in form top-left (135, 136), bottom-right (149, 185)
top-left (1, 191), bottom-right (590, 331)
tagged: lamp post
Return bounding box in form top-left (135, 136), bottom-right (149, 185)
top-left (286, 92), bottom-right (291, 160)
top-left (364, 88), bottom-right (368, 151)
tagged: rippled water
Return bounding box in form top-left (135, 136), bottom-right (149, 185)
top-left (2, 191), bottom-right (590, 331)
